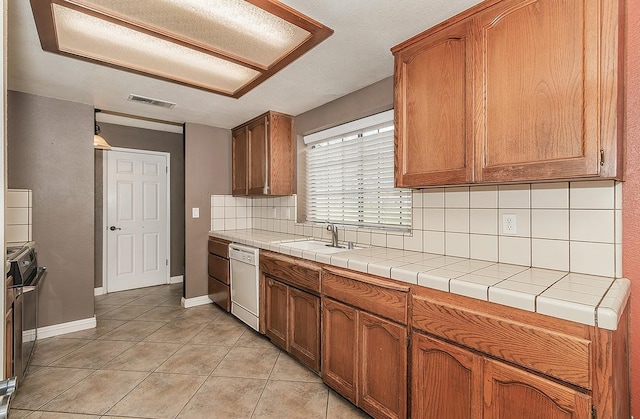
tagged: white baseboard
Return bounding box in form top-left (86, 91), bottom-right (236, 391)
top-left (94, 287), bottom-right (105, 296)
top-left (181, 295), bottom-right (212, 308)
top-left (38, 316), bottom-right (97, 339)
top-left (170, 275), bottom-right (184, 284)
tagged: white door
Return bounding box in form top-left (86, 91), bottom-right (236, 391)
top-left (106, 149), bottom-right (169, 292)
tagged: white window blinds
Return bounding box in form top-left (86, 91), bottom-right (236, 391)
top-left (305, 110), bottom-right (412, 230)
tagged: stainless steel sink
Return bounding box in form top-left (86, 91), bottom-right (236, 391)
top-left (278, 239), bottom-right (362, 254)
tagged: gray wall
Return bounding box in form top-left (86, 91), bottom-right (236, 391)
top-left (94, 123), bottom-right (185, 288)
top-left (294, 76), bottom-right (393, 219)
top-left (184, 123), bottom-right (231, 299)
top-left (7, 91), bottom-right (95, 327)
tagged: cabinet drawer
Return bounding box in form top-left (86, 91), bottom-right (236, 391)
top-left (208, 276), bottom-right (230, 312)
top-left (208, 253), bottom-right (229, 284)
top-left (260, 251), bottom-right (321, 295)
top-left (322, 267), bottom-right (409, 325)
top-left (208, 237), bottom-right (229, 258)
top-left (411, 292), bottom-right (592, 389)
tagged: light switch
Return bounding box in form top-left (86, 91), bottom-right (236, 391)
top-left (192, 208), bottom-right (200, 218)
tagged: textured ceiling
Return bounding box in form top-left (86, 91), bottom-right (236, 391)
top-left (8, 0), bottom-right (484, 131)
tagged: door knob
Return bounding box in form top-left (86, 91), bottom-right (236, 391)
top-left (109, 226), bottom-right (122, 231)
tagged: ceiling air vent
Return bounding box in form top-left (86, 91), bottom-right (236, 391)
top-left (127, 94), bottom-right (176, 109)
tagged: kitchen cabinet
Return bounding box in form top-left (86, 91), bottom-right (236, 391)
top-left (231, 127), bottom-right (248, 196)
top-left (483, 358), bottom-right (591, 419)
top-left (207, 237), bottom-right (230, 312)
top-left (393, 20), bottom-right (474, 186)
top-left (260, 251), bottom-right (321, 372)
top-left (322, 267), bottom-right (409, 419)
top-left (232, 111), bottom-right (295, 196)
top-left (392, 0), bottom-right (624, 187)
top-left (411, 285), bottom-right (629, 419)
top-left (411, 333), bottom-right (590, 419)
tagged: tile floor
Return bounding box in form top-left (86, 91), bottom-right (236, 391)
top-left (10, 283), bottom-right (370, 418)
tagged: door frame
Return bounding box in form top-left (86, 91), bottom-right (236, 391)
top-left (102, 147), bottom-right (171, 293)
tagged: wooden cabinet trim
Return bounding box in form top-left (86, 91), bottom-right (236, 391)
top-left (411, 292), bottom-right (592, 389)
top-left (260, 250), bottom-right (321, 295)
top-left (322, 269), bottom-right (409, 325)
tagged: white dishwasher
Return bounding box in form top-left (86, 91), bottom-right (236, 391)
top-left (229, 243), bottom-right (260, 331)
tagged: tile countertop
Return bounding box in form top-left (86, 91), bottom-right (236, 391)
top-left (209, 229), bottom-right (630, 331)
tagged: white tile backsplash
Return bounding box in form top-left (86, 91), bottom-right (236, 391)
top-left (499, 236), bottom-right (531, 266)
top-left (6, 189), bottom-right (33, 245)
top-left (211, 180), bottom-right (620, 279)
top-left (470, 185), bottom-right (498, 208)
top-left (470, 209), bottom-right (498, 235)
top-left (570, 180), bottom-right (615, 209)
top-left (570, 210), bottom-right (615, 243)
top-left (499, 184), bottom-right (531, 208)
top-left (445, 187), bottom-right (470, 208)
top-left (470, 234), bottom-right (498, 262)
top-left (531, 239), bottom-right (569, 271)
top-left (531, 209), bottom-right (569, 240)
top-left (531, 182), bottom-right (569, 208)
top-left (445, 208), bottom-right (469, 233)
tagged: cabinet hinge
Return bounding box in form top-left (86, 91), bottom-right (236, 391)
top-left (591, 406), bottom-right (597, 419)
top-left (166, 259), bottom-right (169, 266)
top-left (600, 149), bottom-right (605, 166)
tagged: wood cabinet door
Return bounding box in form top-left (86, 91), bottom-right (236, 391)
top-left (411, 333), bottom-right (482, 419)
top-left (231, 127), bottom-right (248, 195)
top-left (288, 287), bottom-right (320, 372)
top-left (264, 277), bottom-right (288, 350)
top-left (394, 20), bottom-right (473, 187)
top-left (247, 116), bottom-right (267, 195)
top-left (267, 113), bottom-right (295, 196)
top-left (484, 359), bottom-right (591, 419)
top-left (474, 0), bottom-right (602, 182)
top-left (359, 312), bottom-right (407, 419)
top-left (322, 298), bottom-right (358, 404)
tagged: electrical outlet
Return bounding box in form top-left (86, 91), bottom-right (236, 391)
top-left (502, 214), bottom-right (517, 235)
top-left (272, 207), bottom-right (277, 218)
top-left (285, 208), bottom-right (291, 219)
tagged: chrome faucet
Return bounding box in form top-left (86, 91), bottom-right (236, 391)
top-left (326, 223), bottom-right (339, 247)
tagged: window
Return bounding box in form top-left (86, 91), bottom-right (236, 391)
top-left (304, 110), bottom-right (412, 230)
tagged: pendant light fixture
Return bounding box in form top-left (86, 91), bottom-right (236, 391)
top-left (93, 108), bottom-right (112, 150)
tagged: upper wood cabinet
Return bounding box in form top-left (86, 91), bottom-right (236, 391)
top-left (392, 0), bottom-right (624, 187)
top-left (231, 127), bottom-right (248, 195)
top-left (394, 20), bottom-right (474, 186)
top-left (232, 111), bottom-right (295, 196)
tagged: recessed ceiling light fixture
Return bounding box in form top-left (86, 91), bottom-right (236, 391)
top-left (30, 0), bottom-right (333, 98)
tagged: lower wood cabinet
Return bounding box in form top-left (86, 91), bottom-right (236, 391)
top-left (264, 276), bottom-right (320, 372)
top-left (207, 237), bottom-right (230, 312)
top-left (411, 332), bottom-right (591, 419)
top-left (261, 251), bottom-right (321, 373)
top-left (322, 267), bottom-right (409, 419)
top-left (483, 358), bottom-right (591, 419)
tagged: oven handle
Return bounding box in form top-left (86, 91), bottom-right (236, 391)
top-left (22, 267), bottom-right (47, 293)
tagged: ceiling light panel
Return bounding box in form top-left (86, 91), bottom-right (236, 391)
top-left (70, 0), bottom-right (311, 68)
top-left (30, 0), bottom-right (333, 98)
top-left (53, 4), bottom-right (259, 94)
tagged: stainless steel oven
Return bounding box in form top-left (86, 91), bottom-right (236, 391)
top-left (7, 242), bottom-right (46, 380)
